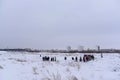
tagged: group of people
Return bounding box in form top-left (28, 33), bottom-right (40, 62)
top-left (64, 54), bottom-right (94, 62)
top-left (40, 54), bottom-right (94, 62)
top-left (83, 55), bottom-right (94, 62)
top-left (64, 56), bottom-right (82, 62)
top-left (41, 56), bottom-right (56, 61)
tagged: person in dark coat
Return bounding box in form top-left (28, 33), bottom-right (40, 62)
top-left (64, 57), bottom-right (67, 60)
top-left (75, 57), bottom-right (78, 62)
top-left (79, 57), bottom-right (82, 62)
top-left (83, 56), bottom-right (86, 62)
top-left (72, 57), bottom-right (74, 60)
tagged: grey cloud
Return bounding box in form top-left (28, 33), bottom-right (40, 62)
top-left (0, 0), bottom-right (120, 49)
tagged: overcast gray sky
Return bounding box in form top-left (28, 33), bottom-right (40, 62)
top-left (0, 0), bottom-right (120, 49)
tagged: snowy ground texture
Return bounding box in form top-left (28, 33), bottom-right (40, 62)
top-left (0, 51), bottom-right (120, 80)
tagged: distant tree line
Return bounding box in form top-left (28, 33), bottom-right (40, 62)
top-left (0, 48), bottom-right (40, 52)
top-left (0, 48), bottom-right (120, 53)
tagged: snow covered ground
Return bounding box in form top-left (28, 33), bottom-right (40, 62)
top-left (0, 51), bottom-right (120, 80)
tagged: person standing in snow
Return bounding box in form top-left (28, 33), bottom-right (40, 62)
top-left (64, 57), bottom-right (67, 60)
top-left (79, 57), bottom-right (82, 62)
top-left (83, 56), bottom-right (86, 62)
top-left (75, 57), bottom-right (78, 62)
top-left (72, 57), bottom-right (74, 60)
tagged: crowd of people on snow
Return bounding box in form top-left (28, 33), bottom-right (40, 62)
top-left (40, 54), bottom-right (94, 62)
top-left (42, 56), bottom-right (56, 61)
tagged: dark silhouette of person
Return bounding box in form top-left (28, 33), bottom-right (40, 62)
top-left (79, 57), bottom-right (82, 62)
top-left (64, 57), bottom-right (67, 60)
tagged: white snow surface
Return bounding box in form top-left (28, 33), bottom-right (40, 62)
top-left (0, 51), bottom-right (120, 80)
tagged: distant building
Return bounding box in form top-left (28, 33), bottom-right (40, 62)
top-left (67, 46), bottom-right (71, 51)
top-left (78, 46), bottom-right (84, 51)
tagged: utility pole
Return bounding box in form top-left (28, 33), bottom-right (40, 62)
top-left (97, 45), bottom-right (103, 58)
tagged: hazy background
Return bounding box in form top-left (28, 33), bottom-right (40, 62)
top-left (0, 0), bottom-right (120, 49)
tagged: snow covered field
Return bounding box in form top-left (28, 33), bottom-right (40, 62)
top-left (0, 51), bottom-right (120, 80)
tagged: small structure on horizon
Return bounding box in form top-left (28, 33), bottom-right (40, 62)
top-left (67, 46), bottom-right (72, 51)
top-left (78, 46), bottom-right (84, 51)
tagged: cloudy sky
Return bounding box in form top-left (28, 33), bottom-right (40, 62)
top-left (0, 0), bottom-right (120, 49)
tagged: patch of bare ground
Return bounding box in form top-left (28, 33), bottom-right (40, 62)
top-left (33, 67), bottom-right (39, 75)
top-left (41, 78), bottom-right (50, 80)
top-left (69, 75), bottom-right (78, 80)
top-left (15, 59), bottom-right (27, 62)
top-left (8, 58), bottom-right (27, 62)
top-left (8, 58), bottom-right (14, 60)
top-left (42, 72), bottom-right (61, 80)
top-left (0, 65), bottom-right (3, 69)
top-left (52, 72), bottom-right (61, 80)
